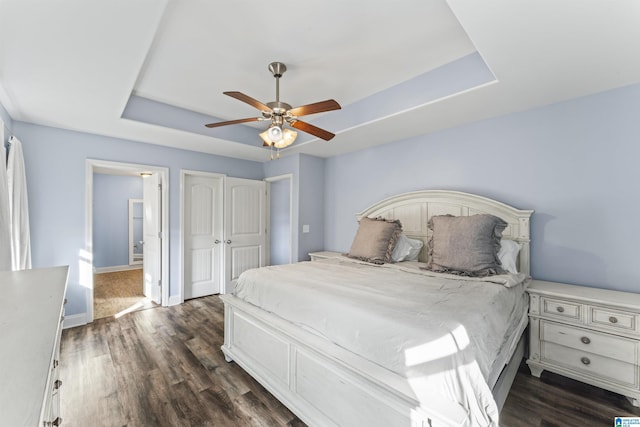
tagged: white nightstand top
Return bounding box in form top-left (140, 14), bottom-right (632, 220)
top-left (308, 251), bottom-right (343, 260)
top-left (528, 279), bottom-right (640, 310)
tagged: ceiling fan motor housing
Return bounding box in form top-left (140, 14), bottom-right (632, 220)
top-left (267, 101), bottom-right (292, 116)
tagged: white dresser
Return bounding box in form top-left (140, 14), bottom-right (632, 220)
top-left (0, 266), bottom-right (69, 426)
top-left (527, 279), bottom-right (640, 406)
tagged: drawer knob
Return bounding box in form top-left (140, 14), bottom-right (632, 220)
top-left (54, 379), bottom-right (62, 390)
top-left (556, 306), bottom-right (565, 313)
top-left (609, 316), bottom-right (618, 324)
top-left (580, 357), bottom-right (591, 366)
top-left (580, 336), bottom-right (591, 344)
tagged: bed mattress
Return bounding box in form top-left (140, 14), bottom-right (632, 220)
top-left (233, 256), bottom-right (529, 426)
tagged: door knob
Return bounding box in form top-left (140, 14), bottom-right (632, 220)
top-left (214, 239), bottom-right (221, 244)
top-left (225, 240), bottom-right (232, 244)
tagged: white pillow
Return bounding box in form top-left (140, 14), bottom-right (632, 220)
top-left (498, 239), bottom-right (521, 274)
top-left (392, 234), bottom-right (424, 262)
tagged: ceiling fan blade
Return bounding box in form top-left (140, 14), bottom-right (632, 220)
top-left (205, 117), bottom-right (260, 128)
top-left (224, 91), bottom-right (271, 112)
top-left (288, 99), bottom-right (341, 117)
top-left (290, 120), bottom-right (335, 141)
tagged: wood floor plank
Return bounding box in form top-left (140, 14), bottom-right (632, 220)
top-left (199, 385), bottom-right (245, 425)
top-left (60, 295), bottom-right (640, 427)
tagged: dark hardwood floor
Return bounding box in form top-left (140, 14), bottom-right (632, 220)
top-left (61, 296), bottom-right (640, 427)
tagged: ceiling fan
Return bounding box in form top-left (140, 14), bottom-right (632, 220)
top-left (205, 62), bottom-right (341, 154)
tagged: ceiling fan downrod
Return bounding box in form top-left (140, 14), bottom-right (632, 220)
top-left (267, 62), bottom-right (291, 115)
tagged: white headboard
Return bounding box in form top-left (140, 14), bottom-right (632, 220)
top-left (356, 190), bottom-right (534, 275)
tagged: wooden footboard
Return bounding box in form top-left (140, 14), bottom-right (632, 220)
top-left (221, 294), bottom-right (471, 427)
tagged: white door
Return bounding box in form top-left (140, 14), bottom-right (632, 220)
top-left (143, 173), bottom-right (162, 304)
top-left (184, 174), bottom-right (223, 299)
top-left (224, 177), bottom-right (266, 293)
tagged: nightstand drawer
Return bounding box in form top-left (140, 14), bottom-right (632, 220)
top-left (589, 306), bottom-right (636, 332)
top-left (541, 297), bottom-right (582, 321)
top-left (541, 321), bottom-right (636, 364)
top-left (541, 342), bottom-right (637, 387)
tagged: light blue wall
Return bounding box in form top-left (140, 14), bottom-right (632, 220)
top-left (264, 153), bottom-right (326, 261)
top-left (269, 179), bottom-right (291, 265)
top-left (13, 121), bottom-right (263, 316)
top-left (93, 174), bottom-right (142, 268)
top-left (264, 154), bottom-right (300, 260)
top-left (298, 155), bottom-right (325, 260)
top-left (325, 83), bottom-right (640, 293)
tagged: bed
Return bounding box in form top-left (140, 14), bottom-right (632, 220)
top-left (220, 190), bottom-right (534, 427)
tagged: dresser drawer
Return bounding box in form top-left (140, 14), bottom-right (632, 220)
top-left (588, 306), bottom-right (636, 333)
top-left (541, 297), bottom-right (582, 321)
top-left (541, 321), bottom-right (636, 364)
top-left (541, 342), bottom-right (637, 387)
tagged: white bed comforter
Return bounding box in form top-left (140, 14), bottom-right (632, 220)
top-left (233, 257), bottom-right (529, 426)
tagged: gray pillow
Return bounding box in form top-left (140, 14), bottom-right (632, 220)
top-left (426, 214), bottom-right (507, 276)
top-left (348, 217), bottom-right (402, 264)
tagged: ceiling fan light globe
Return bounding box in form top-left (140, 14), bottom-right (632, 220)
top-left (267, 125), bottom-right (283, 142)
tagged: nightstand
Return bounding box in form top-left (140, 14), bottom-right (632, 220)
top-left (526, 280), bottom-right (640, 407)
top-left (308, 251), bottom-right (343, 261)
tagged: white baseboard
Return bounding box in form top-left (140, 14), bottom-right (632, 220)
top-left (168, 295), bottom-right (182, 306)
top-left (94, 264), bottom-right (143, 274)
top-left (63, 313), bottom-right (87, 329)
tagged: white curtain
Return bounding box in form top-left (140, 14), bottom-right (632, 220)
top-left (0, 138), bottom-right (12, 270)
top-left (7, 136), bottom-right (31, 270)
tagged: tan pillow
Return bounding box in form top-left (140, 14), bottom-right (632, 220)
top-left (348, 217), bottom-right (402, 264)
top-left (426, 214), bottom-right (507, 276)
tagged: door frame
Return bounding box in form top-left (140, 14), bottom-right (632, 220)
top-left (179, 170), bottom-right (226, 303)
top-left (84, 159), bottom-right (169, 324)
top-left (265, 174), bottom-right (294, 265)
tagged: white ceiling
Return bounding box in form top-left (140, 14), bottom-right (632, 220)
top-left (1, 0), bottom-right (639, 162)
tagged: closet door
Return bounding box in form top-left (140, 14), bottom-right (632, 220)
top-left (224, 177), bottom-right (266, 293)
top-left (184, 174), bottom-right (223, 300)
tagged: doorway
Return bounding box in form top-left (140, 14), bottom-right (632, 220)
top-left (84, 159), bottom-right (169, 324)
top-left (266, 174), bottom-right (293, 265)
top-left (92, 174), bottom-right (149, 319)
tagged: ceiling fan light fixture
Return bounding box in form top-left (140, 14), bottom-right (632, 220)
top-left (260, 126), bottom-right (297, 149)
top-left (261, 127), bottom-right (297, 160)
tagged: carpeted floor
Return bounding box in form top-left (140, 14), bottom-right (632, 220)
top-left (93, 269), bottom-right (158, 319)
